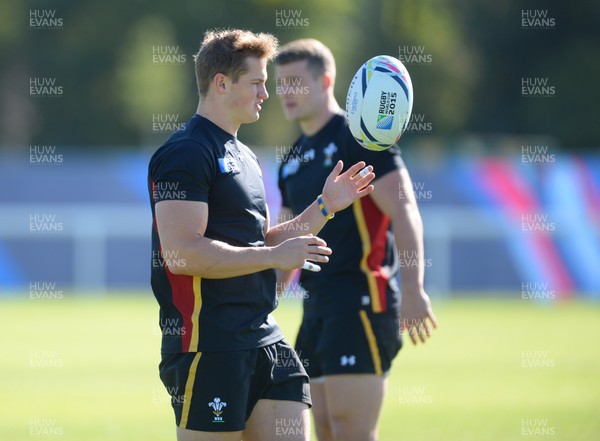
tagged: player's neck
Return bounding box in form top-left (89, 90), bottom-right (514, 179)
top-left (299, 97), bottom-right (342, 137)
top-left (196, 101), bottom-right (240, 137)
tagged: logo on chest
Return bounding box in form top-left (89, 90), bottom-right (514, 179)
top-left (323, 142), bottom-right (338, 167)
top-left (218, 156), bottom-right (241, 174)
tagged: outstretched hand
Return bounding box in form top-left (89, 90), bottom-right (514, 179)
top-left (321, 161), bottom-right (375, 214)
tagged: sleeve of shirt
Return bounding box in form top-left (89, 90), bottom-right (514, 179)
top-left (341, 129), bottom-right (405, 180)
top-left (150, 141), bottom-right (216, 204)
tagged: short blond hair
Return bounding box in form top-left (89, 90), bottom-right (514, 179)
top-left (194, 29), bottom-right (278, 97)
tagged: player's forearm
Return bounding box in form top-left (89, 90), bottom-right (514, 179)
top-left (265, 200), bottom-right (329, 246)
top-left (393, 202), bottom-right (426, 293)
top-left (165, 236), bottom-right (276, 279)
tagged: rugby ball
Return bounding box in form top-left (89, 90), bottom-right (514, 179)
top-left (346, 55), bottom-right (413, 151)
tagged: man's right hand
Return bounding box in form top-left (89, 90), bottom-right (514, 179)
top-left (271, 234), bottom-right (332, 271)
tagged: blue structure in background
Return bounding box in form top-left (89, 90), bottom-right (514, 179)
top-left (0, 150), bottom-right (598, 298)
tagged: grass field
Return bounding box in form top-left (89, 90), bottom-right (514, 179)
top-left (1, 294), bottom-right (599, 440)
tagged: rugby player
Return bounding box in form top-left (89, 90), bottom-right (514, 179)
top-left (274, 39), bottom-right (438, 441)
top-left (148, 30), bottom-right (376, 441)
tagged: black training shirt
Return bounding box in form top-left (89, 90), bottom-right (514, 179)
top-left (278, 114), bottom-right (403, 318)
top-left (149, 114), bottom-right (283, 353)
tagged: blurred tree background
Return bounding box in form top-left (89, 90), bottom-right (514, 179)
top-left (1, 0), bottom-right (598, 150)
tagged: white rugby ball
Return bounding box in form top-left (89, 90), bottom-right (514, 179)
top-left (346, 55), bottom-right (413, 151)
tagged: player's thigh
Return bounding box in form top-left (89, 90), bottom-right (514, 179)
top-left (243, 399), bottom-right (310, 441)
top-left (176, 426), bottom-right (241, 441)
top-left (309, 380), bottom-right (334, 441)
top-left (309, 380), bottom-right (330, 426)
top-left (323, 374), bottom-right (386, 438)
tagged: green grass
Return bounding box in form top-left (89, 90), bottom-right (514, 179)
top-left (1, 294), bottom-right (599, 440)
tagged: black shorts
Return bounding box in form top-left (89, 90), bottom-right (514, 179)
top-left (159, 339), bottom-right (310, 432)
top-left (295, 311), bottom-right (402, 378)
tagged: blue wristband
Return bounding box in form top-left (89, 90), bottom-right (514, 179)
top-left (317, 194), bottom-right (334, 220)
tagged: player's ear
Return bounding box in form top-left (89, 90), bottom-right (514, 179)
top-left (212, 73), bottom-right (229, 95)
top-left (322, 71), bottom-right (334, 92)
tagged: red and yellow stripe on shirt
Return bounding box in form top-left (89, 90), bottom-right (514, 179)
top-left (352, 196), bottom-right (391, 313)
top-left (165, 268), bottom-right (203, 352)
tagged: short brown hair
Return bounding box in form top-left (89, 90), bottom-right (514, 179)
top-left (194, 29), bottom-right (278, 97)
top-left (274, 38), bottom-right (336, 81)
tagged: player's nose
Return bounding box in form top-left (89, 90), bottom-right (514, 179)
top-left (258, 83), bottom-right (268, 100)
